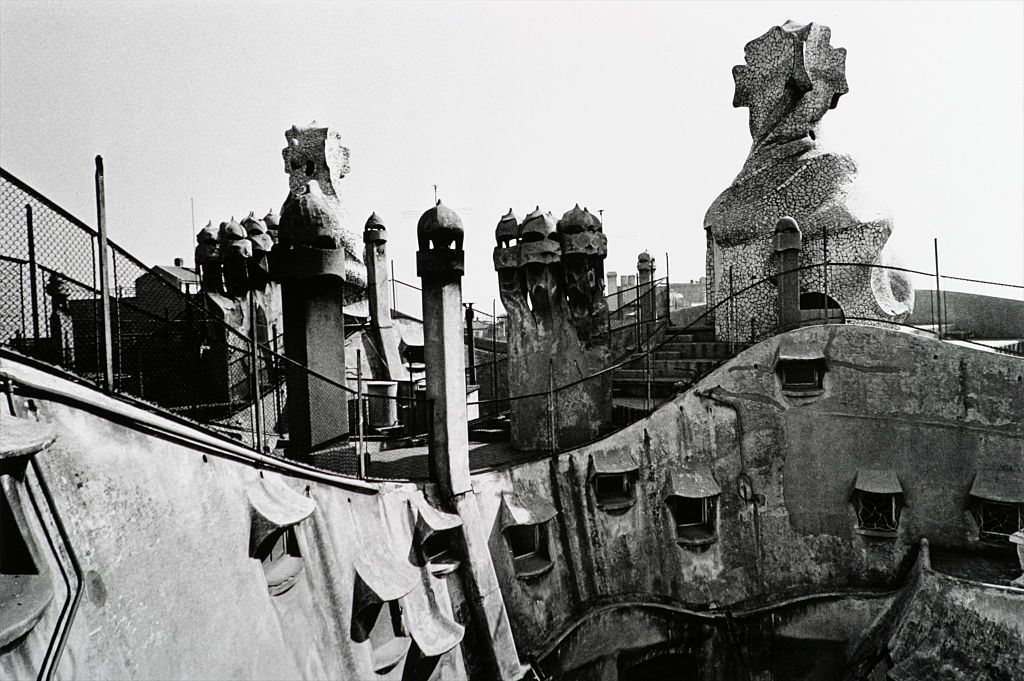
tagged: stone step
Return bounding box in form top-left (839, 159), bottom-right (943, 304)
top-left (614, 366), bottom-right (704, 382)
top-left (615, 359), bottom-right (720, 375)
top-left (612, 380), bottom-right (688, 398)
top-left (664, 325), bottom-right (717, 342)
top-left (653, 346), bottom-right (736, 361)
top-left (468, 428), bottom-right (511, 443)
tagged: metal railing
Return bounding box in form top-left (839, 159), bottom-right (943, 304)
top-left (0, 167), bottom-right (432, 481)
top-left (3, 167), bottom-right (1020, 480)
top-left (465, 261), bottom-right (1022, 470)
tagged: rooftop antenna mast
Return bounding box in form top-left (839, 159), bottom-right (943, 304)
top-left (433, 184), bottom-right (438, 203)
top-left (189, 196), bottom-right (196, 268)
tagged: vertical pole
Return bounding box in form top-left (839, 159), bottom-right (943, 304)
top-left (664, 251), bottom-right (671, 323)
top-left (26, 205), bottom-right (40, 342)
top-left (112, 254), bottom-right (122, 389)
top-left (465, 303), bottom-right (476, 385)
top-left (822, 225), bottom-right (829, 325)
top-left (356, 348), bottom-right (366, 479)
top-left (391, 260), bottom-right (397, 318)
top-left (929, 281), bottom-right (936, 335)
top-left (933, 238), bottom-right (943, 338)
top-left (189, 196), bottom-right (196, 271)
top-left (95, 156), bottom-right (115, 391)
top-left (248, 292), bottom-right (264, 453)
top-left (19, 262), bottom-right (27, 345)
top-left (547, 358), bottom-right (556, 452)
top-left (645, 330), bottom-right (652, 413)
top-left (491, 299), bottom-right (498, 404)
top-left (729, 266), bottom-right (735, 353)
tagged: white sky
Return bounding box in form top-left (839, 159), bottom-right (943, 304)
top-left (2, 1), bottom-right (1022, 315)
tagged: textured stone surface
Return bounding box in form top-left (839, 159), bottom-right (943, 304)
top-left (280, 123), bottom-right (367, 299)
top-left (705, 21), bottom-right (914, 341)
top-left (493, 205), bottom-right (612, 450)
top-left (468, 324), bottom-right (1023, 665)
top-left (0, 366), bottom-right (467, 681)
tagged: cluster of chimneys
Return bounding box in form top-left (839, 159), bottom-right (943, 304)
top-left (194, 211), bottom-right (281, 296)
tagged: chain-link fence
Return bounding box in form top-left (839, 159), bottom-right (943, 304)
top-left (0, 168), bottom-right (433, 481)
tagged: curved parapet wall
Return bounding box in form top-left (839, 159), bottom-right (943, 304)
top-left (0, 356), bottom-right (467, 680)
top-left (470, 323), bottom-right (1024, 664)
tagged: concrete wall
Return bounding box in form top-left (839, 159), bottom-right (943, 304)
top-left (0, 360), bottom-right (467, 681)
top-left (469, 324), bottom-right (1023, 662)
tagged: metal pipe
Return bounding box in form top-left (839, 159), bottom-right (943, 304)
top-left (664, 252), bottom-right (671, 322)
top-left (933, 238), bottom-right (943, 337)
top-left (491, 299), bottom-right (498, 406)
top-left (248, 292), bottom-right (263, 453)
top-left (26, 204), bottom-right (40, 341)
top-left (645, 332), bottom-right (652, 413)
top-left (822, 225), bottom-right (829, 325)
top-left (19, 262), bottom-right (27, 346)
top-left (729, 266), bottom-right (735, 353)
top-left (465, 303), bottom-right (476, 385)
top-left (547, 358), bottom-right (556, 452)
top-left (94, 156), bottom-right (114, 391)
top-left (356, 348), bottom-right (365, 479)
top-left (390, 260), bottom-right (397, 318)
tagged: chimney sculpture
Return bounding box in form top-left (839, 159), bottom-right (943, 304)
top-left (271, 124), bottom-right (365, 455)
top-left (704, 21), bottom-right (913, 341)
top-left (362, 213), bottom-right (405, 380)
top-left (493, 205), bottom-right (612, 451)
top-left (417, 201), bottom-right (523, 680)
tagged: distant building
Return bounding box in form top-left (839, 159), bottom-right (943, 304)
top-left (669, 276), bottom-right (707, 310)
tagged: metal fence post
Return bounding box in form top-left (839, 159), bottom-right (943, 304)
top-left (491, 299), bottom-right (498, 404)
top-left (465, 303), bottom-right (476, 385)
top-left (822, 226), bottom-right (829, 325)
top-left (547, 358), bottom-right (556, 453)
top-left (94, 156), bottom-right (114, 391)
top-left (729, 266), bottom-right (735, 354)
top-left (356, 348), bottom-right (366, 479)
top-left (645, 334), bottom-right (652, 413)
top-left (248, 292), bottom-right (264, 453)
top-left (933, 238), bottom-right (943, 338)
top-left (664, 251), bottom-right (671, 322)
top-left (25, 204), bottom-right (40, 343)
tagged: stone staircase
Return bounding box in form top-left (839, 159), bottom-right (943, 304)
top-left (612, 325), bottom-right (743, 399)
top-left (467, 324), bottom-right (748, 444)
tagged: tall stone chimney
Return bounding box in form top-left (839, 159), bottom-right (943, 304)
top-left (273, 181), bottom-right (351, 456)
top-left (362, 213), bottom-right (404, 380)
top-left (417, 201), bottom-right (523, 680)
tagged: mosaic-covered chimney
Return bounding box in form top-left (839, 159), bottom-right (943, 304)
top-left (493, 205), bottom-right (612, 451)
top-left (704, 20), bottom-right (914, 342)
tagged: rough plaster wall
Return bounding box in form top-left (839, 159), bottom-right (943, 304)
top-left (886, 569), bottom-right (1024, 679)
top-left (0, 392), bottom-right (465, 681)
top-left (540, 595), bottom-right (893, 680)
top-left (0, 463), bottom-right (71, 680)
top-left (472, 324), bottom-right (1023, 656)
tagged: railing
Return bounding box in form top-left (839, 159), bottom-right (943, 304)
top-left (0, 168), bottom-right (432, 481)
top-left (3, 167), bottom-right (1020, 481)
top-left (465, 261), bottom-right (1023, 470)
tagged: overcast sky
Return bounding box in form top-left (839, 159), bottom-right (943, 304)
top-left (2, 1), bottom-right (1021, 315)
